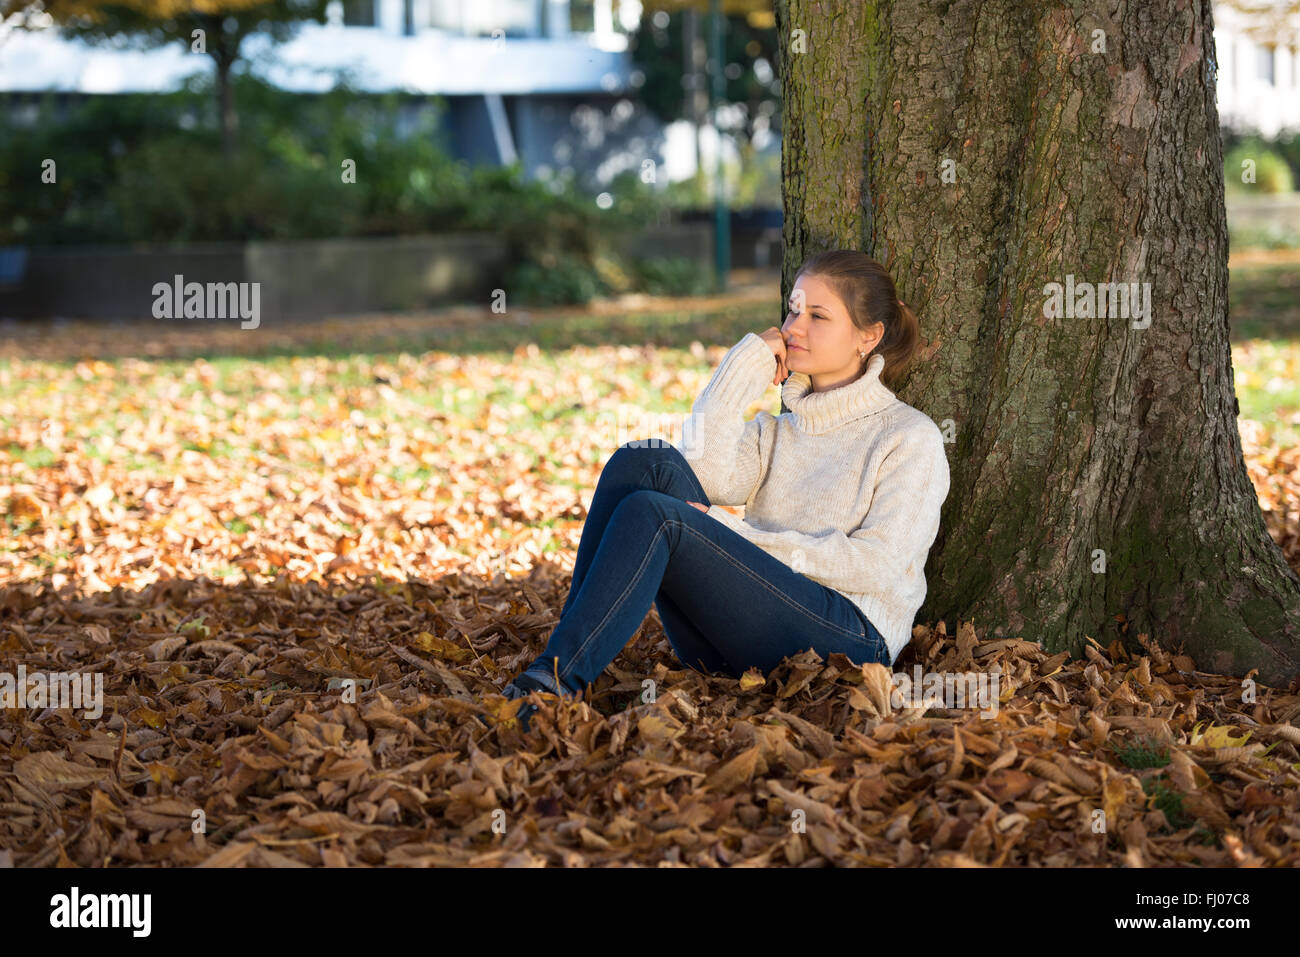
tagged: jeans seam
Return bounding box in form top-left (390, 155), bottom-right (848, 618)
top-left (560, 522), bottom-right (670, 688)
top-left (852, 607), bottom-right (886, 652)
top-left (555, 449), bottom-right (700, 689)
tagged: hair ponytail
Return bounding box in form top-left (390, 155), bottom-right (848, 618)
top-left (881, 297), bottom-right (921, 388)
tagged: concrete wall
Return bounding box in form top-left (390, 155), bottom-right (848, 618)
top-left (1225, 194), bottom-right (1300, 232)
top-left (0, 224), bottom-right (728, 321)
top-left (6, 242), bottom-right (247, 321)
top-left (246, 233), bottom-right (508, 319)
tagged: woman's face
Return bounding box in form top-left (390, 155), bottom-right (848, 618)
top-left (781, 274), bottom-right (881, 389)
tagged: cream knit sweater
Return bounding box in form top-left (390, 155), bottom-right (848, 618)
top-left (679, 331), bottom-right (950, 665)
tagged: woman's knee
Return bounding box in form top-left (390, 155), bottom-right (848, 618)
top-left (607, 488), bottom-right (689, 531)
top-left (611, 487), bottom-right (669, 516)
top-left (605, 440), bottom-right (685, 481)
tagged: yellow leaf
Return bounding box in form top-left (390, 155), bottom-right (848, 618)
top-left (702, 744), bottom-right (761, 792)
top-left (1102, 772), bottom-right (1128, 825)
top-left (637, 713), bottom-right (684, 745)
top-left (14, 752), bottom-right (109, 793)
top-left (1190, 721), bottom-right (1252, 749)
top-left (7, 491), bottom-right (46, 524)
top-left (180, 619), bottom-right (210, 639)
top-left (147, 762), bottom-right (179, 785)
top-left (411, 631), bottom-right (470, 663)
top-left (131, 707), bottom-right (166, 729)
top-left (738, 667), bottom-right (765, 692)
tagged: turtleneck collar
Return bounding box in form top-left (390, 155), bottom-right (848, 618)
top-left (781, 352), bottom-right (897, 434)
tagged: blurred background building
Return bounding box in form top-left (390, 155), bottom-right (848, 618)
top-left (2, 0), bottom-right (1294, 190)
top-left (1214, 0), bottom-right (1300, 137)
top-left (0, 0), bottom-right (664, 186)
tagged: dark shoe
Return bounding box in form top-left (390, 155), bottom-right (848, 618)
top-left (480, 673), bottom-right (558, 733)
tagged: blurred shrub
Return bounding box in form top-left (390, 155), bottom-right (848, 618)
top-left (1224, 140), bottom-right (1295, 194)
top-left (505, 255), bottom-right (608, 306)
top-left (0, 73), bottom-right (727, 305)
top-left (0, 90), bottom-right (187, 244)
top-left (0, 74), bottom-right (665, 240)
top-left (0, 73), bottom-right (469, 243)
top-left (463, 165), bottom-right (604, 270)
top-left (633, 257), bottom-right (715, 296)
top-left (1224, 129), bottom-right (1300, 194)
top-left (593, 255), bottom-right (635, 295)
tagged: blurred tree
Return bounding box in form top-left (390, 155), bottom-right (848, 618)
top-left (1, 0), bottom-right (329, 153)
top-left (632, 0), bottom-right (779, 200)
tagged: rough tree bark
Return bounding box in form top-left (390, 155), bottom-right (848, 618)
top-left (774, 0), bottom-right (1300, 686)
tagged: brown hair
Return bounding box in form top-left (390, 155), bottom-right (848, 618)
top-left (791, 249), bottom-right (921, 390)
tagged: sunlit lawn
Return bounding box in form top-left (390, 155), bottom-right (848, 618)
top-left (0, 292), bottom-right (775, 589)
top-left (1229, 257), bottom-right (1300, 448)
top-left (0, 259), bottom-right (1297, 590)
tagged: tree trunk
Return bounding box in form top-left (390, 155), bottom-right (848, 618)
top-left (207, 14), bottom-right (240, 157)
top-left (775, 0), bottom-right (1300, 686)
top-left (215, 54), bottom-right (237, 155)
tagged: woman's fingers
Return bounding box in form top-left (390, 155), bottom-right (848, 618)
top-left (759, 327), bottom-right (790, 385)
top-left (687, 501), bottom-right (708, 512)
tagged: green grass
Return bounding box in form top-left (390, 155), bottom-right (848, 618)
top-left (0, 301), bottom-right (767, 370)
top-left (1109, 734), bottom-right (1171, 769)
top-left (1111, 735), bottom-right (1220, 844)
top-left (0, 302), bottom-right (767, 489)
top-left (1230, 223), bottom-right (1300, 251)
top-left (5, 444), bottom-right (57, 469)
top-left (1229, 262), bottom-right (1300, 342)
top-left (1227, 260), bottom-right (1300, 443)
top-left (1232, 338), bottom-right (1300, 446)
top-left (5, 265), bottom-right (1298, 475)
top-left (2, 515), bottom-right (38, 537)
top-left (1142, 772), bottom-right (1194, 832)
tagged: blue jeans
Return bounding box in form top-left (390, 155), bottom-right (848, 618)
top-left (518, 441), bottom-right (890, 697)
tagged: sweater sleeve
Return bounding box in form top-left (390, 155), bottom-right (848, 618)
top-left (704, 424), bottom-right (950, 594)
top-left (679, 332), bottom-right (776, 508)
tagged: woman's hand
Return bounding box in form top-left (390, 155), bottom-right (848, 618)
top-left (687, 501), bottom-right (708, 512)
top-left (757, 326), bottom-right (789, 387)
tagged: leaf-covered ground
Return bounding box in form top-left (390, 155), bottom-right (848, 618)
top-left (2, 277), bottom-right (1299, 867)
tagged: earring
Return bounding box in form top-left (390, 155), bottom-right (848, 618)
top-left (858, 350), bottom-right (866, 359)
